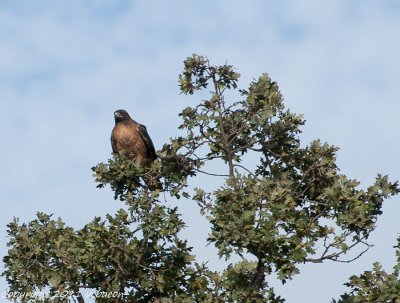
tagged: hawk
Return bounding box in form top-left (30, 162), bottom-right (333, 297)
top-left (111, 109), bottom-right (157, 166)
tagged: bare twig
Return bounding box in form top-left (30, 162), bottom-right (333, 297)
top-left (196, 168), bottom-right (229, 177)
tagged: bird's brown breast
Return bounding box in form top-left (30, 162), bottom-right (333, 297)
top-left (111, 121), bottom-right (153, 166)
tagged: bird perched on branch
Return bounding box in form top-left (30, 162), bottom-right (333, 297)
top-left (111, 109), bottom-right (157, 166)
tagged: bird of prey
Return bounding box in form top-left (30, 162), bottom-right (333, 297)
top-left (111, 109), bottom-right (157, 166)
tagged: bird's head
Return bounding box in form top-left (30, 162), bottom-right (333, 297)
top-left (114, 109), bottom-right (131, 123)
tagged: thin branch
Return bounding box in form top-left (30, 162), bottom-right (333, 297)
top-left (210, 72), bottom-right (234, 178)
top-left (331, 245), bottom-right (372, 263)
top-left (305, 234), bottom-right (372, 263)
top-left (192, 154), bottom-right (220, 162)
top-left (196, 168), bottom-right (229, 177)
top-left (138, 264), bottom-right (168, 272)
top-left (233, 164), bottom-right (255, 177)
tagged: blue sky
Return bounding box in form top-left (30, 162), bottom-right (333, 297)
top-left (1, 1), bottom-right (400, 302)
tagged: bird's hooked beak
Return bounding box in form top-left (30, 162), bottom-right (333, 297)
top-left (114, 111), bottom-right (123, 118)
top-left (114, 110), bottom-right (130, 123)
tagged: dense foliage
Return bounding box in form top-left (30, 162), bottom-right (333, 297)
top-left (3, 55), bottom-right (399, 302)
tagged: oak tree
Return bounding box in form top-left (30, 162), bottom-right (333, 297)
top-left (3, 54), bottom-right (399, 302)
